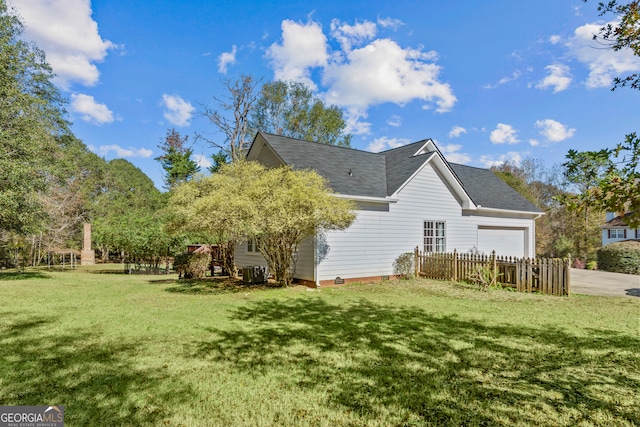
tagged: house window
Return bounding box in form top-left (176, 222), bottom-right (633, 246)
top-left (608, 229), bottom-right (626, 239)
top-left (247, 238), bottom-right (258, 253)
top-left (424, 221), bottom-right (446, 253)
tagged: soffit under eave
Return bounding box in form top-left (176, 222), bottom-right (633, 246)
top-left (246, 132), bottom-right (286, 166)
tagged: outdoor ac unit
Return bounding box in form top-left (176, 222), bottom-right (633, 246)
top-left (242, 265), bottom-right (268, 284)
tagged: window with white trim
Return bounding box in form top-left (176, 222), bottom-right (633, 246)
top-left (424, 221), bottom-right (446, 253)
top-left (247, 238), bottom-right (259, 253)
top-left (608, 229), bottom-right (626, 239)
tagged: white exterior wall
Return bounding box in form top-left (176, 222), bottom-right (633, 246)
top-left (602, 228), bottom-right (638, 246)
top-left (234, 237), bottom-right (316, 282)
top-left (293, 237), bottom-right (315, 281)
top-left (234, 242), bottom-right (268, 270)
top-left (317, 163), bottom-right (467, 281)
top-left (316, 163), bottom-right (538, 281)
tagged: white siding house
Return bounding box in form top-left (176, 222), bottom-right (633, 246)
top-left (601, 212), bottom-right (639, 246)
top-left (239, 133), bottom-right (542, 286)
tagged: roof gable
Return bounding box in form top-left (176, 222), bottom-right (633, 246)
top-left (603, 212), bottom-right (634, 227)
top-left (381, 139), bottom-right (474, 208)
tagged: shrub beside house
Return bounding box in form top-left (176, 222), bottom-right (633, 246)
top-left (597, 240), bottom-right (640, 275)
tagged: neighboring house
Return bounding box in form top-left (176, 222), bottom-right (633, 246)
top-left (236, 132), bottom-right (543, 286)
top-left (601, 212), bottom-right (639, 246)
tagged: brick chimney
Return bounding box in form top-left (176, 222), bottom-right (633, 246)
top-left (81, 223), bottom-right (96, 265)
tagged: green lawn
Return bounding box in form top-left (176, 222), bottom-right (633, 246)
top-left (1, 266), bottom-right (638, 426)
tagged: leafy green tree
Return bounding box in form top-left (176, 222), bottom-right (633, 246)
top-left (167, 161), bottom-right (266, 276)
top-left (27, 136), bottom-right (105, 264)
top-left (155, 129), bottom-right (200, 190)
top-left (589, 0), bottom-right (640, 90)
top-left (251, 80), bottom-right (352, 147)
top-left (560, 136), bottom-right (639, 229)
top-left (95, 208), bottom-right (177, 271)
top-left (492, 159), bottom-right (592, 258)
top-left (168, 161), bottom-right (355, 285)
top-left (250, 165), bottom-right (356, 285)
top-left (208, 150), bottom-right (228, 174)
top-left (91, 159), bottom-right (166, 262)
top-left (92, 159), bottom-right (163, 216)
top-left (0, 1), bottom-right (68, 234)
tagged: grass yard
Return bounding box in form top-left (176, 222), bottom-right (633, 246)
top-left (0, 266), bottom-right (638, 426)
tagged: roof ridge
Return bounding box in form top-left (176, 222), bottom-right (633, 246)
top-left (379, 139), bottom-right (429, 154)
top-left (448, 162), bottom-right (485, 170)
top-left (259, 131), bottom-right (381, 156)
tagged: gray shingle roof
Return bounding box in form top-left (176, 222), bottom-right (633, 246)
top-left (382, 140), bottom-right (433, 195)
top-left (603, 212), bottom-right (632, 227)
top-left (255, 132), bottom-right (542, 213)
top-left (260, 133), bottom-right (387, 197)
top-left (449, 163), bottom-right (541, 213)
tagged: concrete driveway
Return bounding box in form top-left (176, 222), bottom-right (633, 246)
top-left (570, 268), bottom-right (640, 297)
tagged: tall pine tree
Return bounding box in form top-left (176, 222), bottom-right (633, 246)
top-left (155, 129), bottom-right (200, 190)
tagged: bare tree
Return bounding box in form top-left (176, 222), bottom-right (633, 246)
top-left (200, 75), bottom-right (261, 162)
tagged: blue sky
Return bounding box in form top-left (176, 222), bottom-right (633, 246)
top-left (12, 0), bottom-right (640, 189)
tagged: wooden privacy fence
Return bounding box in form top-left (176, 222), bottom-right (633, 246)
top-left (414, 248), bottom-right (571, 296)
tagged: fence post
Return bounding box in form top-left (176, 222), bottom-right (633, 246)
top-left (565, 254), bottom-right (571, 296)
top-left (414, 246), bottom-right (419, 278)
top-left (452, 249), bottom-right (458, 281)
top-left (491, 250), bottom-right (497, 286)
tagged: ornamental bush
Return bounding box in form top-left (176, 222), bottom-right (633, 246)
top-left (597, 240), bottom-right (640, 274)
top-left (393, 252), bottom-right (415, 279)
top-left (174, 252), bottom-right (211, 279)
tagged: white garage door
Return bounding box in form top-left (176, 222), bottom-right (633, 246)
top-left (477, 227), bottom-right (527, 258)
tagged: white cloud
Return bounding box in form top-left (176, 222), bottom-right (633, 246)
top-left (387, 115), bottom-right (401, 127)
top-left (567, 21), bottom-right (640, 88)
top-left (89, 144), bottom-right (153, 159)
top-left (448, 125), bottom-right (467, 138)
top-left (490, 123), bottom-right (519, 144)
top-left (267, 18), bottom-right (456, 134)
top-left (529, 139), bottom-right (540, 147)
top-left (193, 154), bottom-right (212, 169)
top-left (377, 17), bottom-right (404, 30)
top-left (330, 19), bottom-right (377, 51)
top-left (535, 119), bottom-right (575, 142)
top-left (13, 0), bottom-right (116, 90)
top-left (479, 152), bottom-right (523, 168)
top-left (367, 136), bottom-right (410, 153)
top-left (266, 20), bottom-right (329, 90)
top-left (162, 94), bottom-right (195, 127)
top-left (344, 110), bottom-right (372, 135)
top-left (536, 64), bottom-right (572, 93)
top-left (323, 39), bottom-right (455, 113)
top-left (438, 143), bottom-right (471, 164)
top-left (70, 93), bottom-right (114, 124)
top-left (549, 35), bottom-right (562, 45)
top-left (484, 71), bottom-right (521, 89)
top-left (218, 45), bottom-right (237, 74)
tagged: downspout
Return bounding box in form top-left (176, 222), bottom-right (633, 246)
top-left (532, 213), bottom-right (543, 258)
